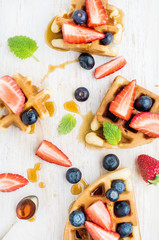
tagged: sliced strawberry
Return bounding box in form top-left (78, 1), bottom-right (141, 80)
top-left (62, 22), bottom-right (105, 44)
top-left (129, 112), bottom-right (159, 138)
top-left (0, 173), bottom-right (28, 192)
top-left (0, 75), bottom-right (25, 114)
top-left (85, 200), bottom-right (112, 231)
top-left (94, 57), bottom-right (127, 79)
top-left (85, 221), bottom-right (120, 240)
top-left (36, 140), bottom-right (72, 167)
top-left (86, 0), bottom-right (108, 27)
top-left (109, 80), bottom-right (136, 121)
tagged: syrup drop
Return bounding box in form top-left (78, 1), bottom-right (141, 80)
top-left (64, 100), bottom-right (81, 115)
top-left (27, 163), bottom-right (42, 183)
top-left (39, 182), bottom-right (45, 188)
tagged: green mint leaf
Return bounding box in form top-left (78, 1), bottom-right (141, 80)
top-left (103, 122), bottom-right (121, 145)
top-left (58, 114), bottom-right (77, 135)
top-left (148, 174), bottom-right (159, 186)
top-left (8, 36), bottom-right (39, 61)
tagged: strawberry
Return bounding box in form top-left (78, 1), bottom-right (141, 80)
top-left (85, 200), bottom-right (112, 231)
top-left (0, 75), bottom-right (25, 114)
top-left (62, 22), bottom-right (105, 44)
top-left (129, 112), bottom-right (159, 138)
top-left (86, 0), bottom-right (108, 27)
top-left (137, 154), bottom-right (159, 185)
top-left (36, 140), bottom-right (72, 167)
top-left (109, 79), bottom-right (136, 121)
top-left (0, 173), bottom-right (28, 192)
top-left (94, 57), bottom-right (127, 79)
top-left (85, 221), bottom-right (120, 240)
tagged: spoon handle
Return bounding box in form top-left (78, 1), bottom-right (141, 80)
top-left (0, 218), bottom-right (18, 240)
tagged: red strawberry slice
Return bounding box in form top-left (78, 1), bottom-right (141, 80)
top-left (85, 200), bottom-right (112, 231)
top-left (36, 140), bottom-right (72, 167)
top-left (62, 22), bottom-right (105, 44)
top-left (85, 221), bottom-right (120, 240)
top-left (94, 57), bottom-right (127, 79)
top-left (86, 0), bottom-right (108, 27)
top-left (0, 173), bottom-right (28, 192)
top-left (130, 112), bottom-right (159, 138)
top-left (109, 79), bottom-right (136, 121)
top-left (0, 75), bottom-right (25, 114)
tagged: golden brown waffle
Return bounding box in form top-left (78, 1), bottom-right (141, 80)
top-left (85, 76), bottom-right (159, 148)
top-left (64, 168), bottom-right (141, 240)
top-left (51, 0), bottom-right (123, 56)
top-left (0, 73), bottom-right (52, 133)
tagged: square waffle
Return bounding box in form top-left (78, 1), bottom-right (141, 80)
top-left (85, 75), bottom-right (159, 148)
top-left (64, 168), bottom-right (141, 240)
top-left (0, 73), bottom-right (52, 133)
top-left (51, 0), bottom-right (123, 57)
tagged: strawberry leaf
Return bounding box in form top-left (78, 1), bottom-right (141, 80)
top-left (103, 122), bottom-right (121, 145)
top-left (58, 114), bottom-right (77, 135)
top-left (148, 174), bottom-right (159, 186)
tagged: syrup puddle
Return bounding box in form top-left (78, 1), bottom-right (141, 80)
top-left (27, 163), bottom-right (42, 183)
top-left (64, 100), bottom-right (81, 115)
top-left (71, 179), bottom-right (89, 195)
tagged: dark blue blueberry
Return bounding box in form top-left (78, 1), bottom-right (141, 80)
top-left (73, 10), bottom-right (88, 25)
top-left (114, 201), bottom-right (130, 217)
top-left (69, 210), bottom-right (86, 227)
top-left (78, 53), bottom-right (95, 70)
top-left (135, 95), bottom-right (153, 112)
top-left (66, 168), bottom-right (82, 184)
top-left (116, 222), bottom-right (133, 238)
top-left (74, 87), bottom-right (89, 102)
top-left (103, 154), bottom-right (119, 171)
top-left (111, 180), bottom-right (126, 194)
top-left (100, 32), bottom-right (113, 45)
top-left (106, 188), bottom-right (119, 202)
top-left (21, 109), bottom-right (38, 125)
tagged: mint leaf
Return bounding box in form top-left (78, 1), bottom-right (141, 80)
top-left (148, 174), bottom-right (159, 186)
top-left (58, 114), bottom-right (77, 135)
top-left (8, 36), bottom-right (39, 61)
top-left (103, 122), bottom-right (121, 145)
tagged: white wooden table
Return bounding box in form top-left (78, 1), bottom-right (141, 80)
top-left (0, 0), bottom-right (159, 239)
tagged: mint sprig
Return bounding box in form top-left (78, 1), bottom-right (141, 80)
top-left (103, 122), bottom-right (121, 145)
top-left (58, 114), bottom-right (77, 135)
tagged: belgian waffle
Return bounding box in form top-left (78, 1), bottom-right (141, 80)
top-left (64, 168), bottom-right (141, 240)
top-left (0, 73), bottom-right (52, 133)
top-left (51, 0), bottom-right (123, 57)
top-left (85, 75), bottom-right (159, 148)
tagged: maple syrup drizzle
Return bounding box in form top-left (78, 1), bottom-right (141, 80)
top-left (71, 178), bottom-right (89, 195)
top-left (45, 102), bottom-right (56, 117)
top-left (27, 163), bottom-right (42, 183)
top-left (39, 182), bottom-right (45, 188)
top-left (28, 216), bottom-right (36, 222)
top-left (64, 100), bottom-right (81, 115)
top-left (115, 9), bottom-right (124, 27)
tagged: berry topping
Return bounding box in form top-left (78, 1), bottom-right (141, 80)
top-left (0, 75), bottom-right (25, 114)
top-left (21, 109), bottom-right (38, 125)
top-left (62, 22), bottom-right (105, 44)
top-left (85, 200), bottom-right (113, 231)
top-left (78, 53), bottom-right (95, 70)
top-left (111, 180), bottom-right (126, 194)
top-left (109, 80), bottom-right (136, 121)
top-left (103, 154), bottom-right (119, 171)
top-left (73, 10), bottom-right (88, 25)
top-left (36, 140), bottom-right (72, 167)
top-left (100, 32), bottom-right (113, 45)
top-left (106, 188), bottom-right (119, 202)
top-left (74, 87), bottom-right (89, 102)
top-left (114, 201), bottom-right (130, 217)
top-left (129, 112), bottom-right (159, 138)
top-left (94, 56), bottom-right (127, 79)
top-left (135, 95), bottom-right (153, 112)
top-left (116, 222), bottom-right (133, 238)
top-left (69, 210), bottom-right (86, 227)
top-left (66, 168), bottom-right (82, 184)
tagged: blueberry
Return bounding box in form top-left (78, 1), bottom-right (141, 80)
top-left (100, 32), bottom-right (113, 45)
top-left (116, 222), bottom-right (133, 238)
top-left (135, 95), bottom-right (153, 112)
top-left (106, 188), bottom-right (119, 202)
top-left (66, 168), bottom-right (82, 184)
top-left (69, 210), bottom-right (86, 227)
top-left (21, 109), bottom-right (38, 125)
top-left (114, 201), bottom-right (130, 217)
top-left (103, 154), bottom-right (119, 171)
top-left (73, 10), bottom-right (88, 25)
top-left (78, 53), bottom-right (95, 70)
top-left (74, 87), bottom-right (89, 102)
top-left (111, 180), bottom-right (126, 194)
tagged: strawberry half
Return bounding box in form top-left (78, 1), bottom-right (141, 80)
top-left (0, 173), bottom-right (28, 192)
top-left (94, 57), bottom-right (127, 79)
top-left (85, 200), bottom-right (112, 231)
top-left (0, 75), bottom-right (25, 114)
top-left (62, 22), bottom-right (105, 44)
top-left (130, 112), bottom-right (159, 137)
top-left (36, 140), bottom-right (72, 167)
top-left (86, 0), bottom-right (108, 27)
top-left (85, 221), bottom-right (120, 240)
top-left (109, 79), bottom-right (136, 121)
